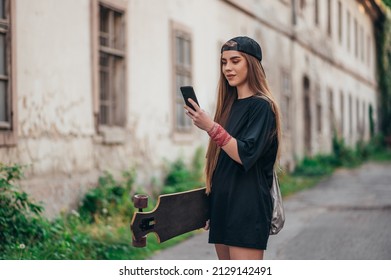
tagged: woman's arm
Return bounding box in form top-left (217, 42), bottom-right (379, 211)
top-left (220, 138), bottom-right (242, 164)
top-left (184, 99), bottom-right (243, 165)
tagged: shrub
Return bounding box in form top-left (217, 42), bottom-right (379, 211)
top-left (293, 155), bottom-right (335, 177)
top-left (332, 135), bottom-right (363, 167)
top-left (162, 148), bottom-right (205, 194)
top-left (0, 163), bottom-right (48, 256)
top-left (79, 169), bottom-right (136, 223)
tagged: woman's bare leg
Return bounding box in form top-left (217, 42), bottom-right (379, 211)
top-left (215, 244), bottom-right (230, 260)
top-left (229, 246), bottom-right (264, 260)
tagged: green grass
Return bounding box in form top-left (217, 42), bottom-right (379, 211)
top-left (1, 209), bottom-right (195, 260)
top-left (279, 141), bottom-right (391, 198)
top-left (368, 149), bottom-right (391, 162)
top-left (279, 173), bottom-right (325, 197)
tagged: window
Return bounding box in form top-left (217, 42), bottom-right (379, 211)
top-left (0, 0), bottom-right (16, 146)
top-left (97, 3), bottom-right (126, 127)
top-left (354, 18), bottom-right (358, 58)
top-left (347, 11), bottom-right (351, 51)
top-left (327, 0), bottom-right (332, 37)
top-left (362, 101), bottom-right (366, 137)
top-left (314, 0), bottom-right (319, 26)
top-left (338, 1), bottom-right (342, 44)
top-left (356, 98), bottom-right (360, 133)
top-left (360, 26), bottom-right (364, 62)
top-left (367, 34), bottom-right (370, 66)
top-left (292, 0), bottom-right (297, 25)
top-left (328, 89), bottom-right (335, 135)
top-left (303, 76), bottom-right (311, 155)
top-left (340, 91), bottom-right (344, 137)
top-left (172, 24), bottom-right (193, 132)
top-left (299, 0), bottom-right (306, 11)
top-left (349, 94), bottom-right (353, 138)
top-left (281, 70), bottom-right (292, 132)
top-left (316, 86), bottom-right (322, 133)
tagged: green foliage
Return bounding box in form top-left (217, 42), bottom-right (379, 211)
top-left (279, 173), bottom-right (322, 197)
top-left (0, 148), bottom-right (205, 260)
top-left (0, 163), bottom-right (47, 256)
top-left (162, 147), bottom-right (205, 194)
top-left (0, 164), bottom-right (145, 260)
top-left (79, 169), bottom-right (136, 222)
top-left (293, 155), bottom-right (336, 177)
top-left (376, 7), bottom-right (391, 138)
top-left (294, 133), bottom-right (389, 179)
top-left (331, 135), bottom-right (362, 167)
top-left (281, 133), bottom-right (391, 198)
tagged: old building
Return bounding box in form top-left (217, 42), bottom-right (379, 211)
top-left (0, 0), bottom-right (384, 216)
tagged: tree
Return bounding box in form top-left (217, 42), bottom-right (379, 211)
top-left (377, 2), bottom-right (391, 145)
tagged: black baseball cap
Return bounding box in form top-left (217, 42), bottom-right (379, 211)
top-left (221, 36), bottom-right (266, 76)
top-left (221, 36), bottom-right (263, 61)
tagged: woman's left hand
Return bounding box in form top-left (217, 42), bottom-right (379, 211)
top-left (185, 99), bottom-right (215, 132)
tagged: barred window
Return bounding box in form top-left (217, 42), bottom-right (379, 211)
top-left (316, 86), bottom-right (322, 133)
top-left (0, 0), bottom-right (10, 129)
top-left (349, 94), bottom-right (353, 137)
top-left (354, 18), bottom-right (358, 58)
top-left (328, 89), bottom-right (335, 134)
top-left (0, 0), bottom-right (15, 146)
top-left (281, 70), bottom-right (292, 132)
top-left (327, 0), bottom-right (332, 37)
top-left (347, 11), bottom-right (351, 51)
top-left (98, 3), bottom-right (126, 127)
top-left (172, 26), bottom-right (192, 132)
top-left (340, 91), bottom-right (344, 137)
top-left (338, 1), bottom-right (342, 44)
top-left (314, 0), bottom-right (319, 26)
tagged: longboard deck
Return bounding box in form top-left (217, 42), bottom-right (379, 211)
top-left (131, 187), bottom-right (209, 244)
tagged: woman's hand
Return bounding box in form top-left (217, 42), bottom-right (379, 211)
top-left (204, 219), bottom-right (210, 231)
top-left (186, 98), bottom-right (243, 165)
top-left (184, 99), bottom-right (215, 132)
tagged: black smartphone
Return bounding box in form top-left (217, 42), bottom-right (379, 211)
top-left (180, 86), bottom-right (200, 111)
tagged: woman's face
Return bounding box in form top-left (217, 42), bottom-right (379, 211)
top-left (221, 50), bottom-right (248, 88)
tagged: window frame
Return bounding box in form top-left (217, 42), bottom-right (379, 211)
top-left (328, 88), bottom-right (335, 136)
top-left (315, 85), bottom-right (322, 134)
top-left (354, 18), bottom-right (358, 58)
top-left (280, 69), bottom-right (292, 133)
top-left (0, 0), bottom-right (16, 147)
top-left (327, 0), bottom-right (332, 37)
top-left (338, 1), bottom-right (342, 44)
top-left (91, 0), bottom-right (128, 143)
top-left (347, 10), bottom-right (351, 52)
top-left (340, 91), bottom-right (344, 138)
top-left (170, 21), bottom-right (194, 139)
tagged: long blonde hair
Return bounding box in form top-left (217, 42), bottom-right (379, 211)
top-left (205, 53), bottom-right (282, 193)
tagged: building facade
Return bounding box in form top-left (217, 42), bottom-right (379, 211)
top-left (0, 0), bottom-right (383, 216)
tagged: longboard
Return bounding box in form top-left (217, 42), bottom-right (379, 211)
top-left (130, 187), bottom-right (209, 247)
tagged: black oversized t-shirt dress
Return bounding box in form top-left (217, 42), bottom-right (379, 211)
top-left (208, 95), bottom-right (278, 250)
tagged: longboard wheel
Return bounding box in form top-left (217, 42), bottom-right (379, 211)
top-left (133, 194), bottom-right (148, 209)
top-left (132, 236), bottom-right (146, 248)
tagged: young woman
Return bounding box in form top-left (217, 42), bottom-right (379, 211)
top-left (184, 36), bottom-right (282, 260)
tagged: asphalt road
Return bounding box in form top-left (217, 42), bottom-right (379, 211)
top-left (149, 162), bottom-right (391, 260)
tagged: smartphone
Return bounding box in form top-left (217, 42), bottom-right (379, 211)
top-left (180, 86), bottom-right (200, 111)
